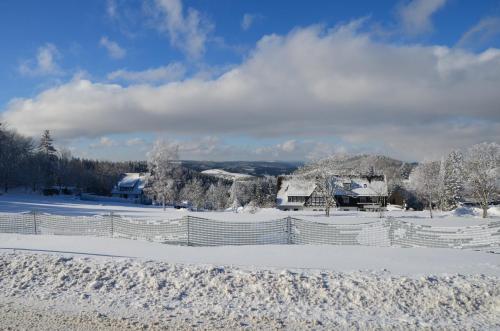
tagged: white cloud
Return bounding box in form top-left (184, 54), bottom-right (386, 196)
top-left (457, 17), bottom-right (500, 49)
top-left (90, 136), bottom-right (118, 148)
top-left (4, 23), bottom-right (500, 160)
top-left (106, 0), bottom-right (117, 18)
top-left (397, 0), bottom-right (447, 35)
top-left (107, 63), bottom-right (186, 83)
top-left (126, 137), bottom-right (145, 146)
top-left (19, 43), bottom-right (62, 76)
top-left (241, 13), bottom-right (261, 31)
top-left (99, 36), bottom-right (126, 59)
top-left (148, 0), bottom-right (213, 59)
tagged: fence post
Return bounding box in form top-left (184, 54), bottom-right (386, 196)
top-left (32, 210), bottom-right (37, 235)
top-left (186, 215), bottom-right (191, 246)
top-left (287, 216), bottom-right (292, 245)
top-left (110, 212), bottom-right (114, 237)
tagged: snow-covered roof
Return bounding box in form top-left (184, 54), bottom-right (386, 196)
top-left (277, 175), bottom-right (387, 206)
top-left (276, 178), bottom-right (316, 206)
top-left (349, 177), bottom-right (388, 196)
top-left (111, 173), bottom-right (147, 194)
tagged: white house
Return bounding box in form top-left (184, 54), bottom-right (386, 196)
top-left (276, 175), bottom-right (388, 211)
top-left (111, 173), bottom-right (150, 204)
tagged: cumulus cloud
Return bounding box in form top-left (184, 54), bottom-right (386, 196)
top-left (147, 0), bottom-right (213, 59)
top-left (397, 0), bottom-right (447, 35)
top-left (3, 23), bottom-right (500, 160)
top-left (107, 63), bottom-right (186, 83)
top-left (99, 36), bottom-right (126, 59)
top-left (19, 43), bottom-right (62, 76)
top-left (457, 17), bottom-right (500, 49)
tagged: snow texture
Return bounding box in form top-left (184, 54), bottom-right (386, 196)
top-left (0, 251), bottom-right (499, 329)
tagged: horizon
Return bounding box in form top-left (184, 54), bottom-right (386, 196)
top-left (1, 0), bottom-right (499, 162)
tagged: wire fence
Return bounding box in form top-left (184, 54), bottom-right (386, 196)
top-left (0, 212), bottom-right (499, 249)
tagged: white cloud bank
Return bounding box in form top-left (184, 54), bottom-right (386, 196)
top-left (107, 63), bottom-right (186, 83)
top-left (3, 23), bottom-right (500, 160)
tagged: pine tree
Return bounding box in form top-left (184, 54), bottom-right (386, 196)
top-left (37, 130), bottom-right (58, 188)
top-left (38, 130), bottom-right (57, 158)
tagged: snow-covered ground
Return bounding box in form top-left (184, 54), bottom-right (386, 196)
top-left (1, 193), bottom-right (498, 226)
top-left (1, 193), bottom-right (499, 329)
top-left (0, 246), bottom-right (499, 330)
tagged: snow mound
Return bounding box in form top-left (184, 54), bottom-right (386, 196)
top-left (0, 252), bottom-right (499, 329)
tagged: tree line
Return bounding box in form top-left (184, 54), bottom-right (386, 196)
top-left (0, 124), bottom-right (146, 195)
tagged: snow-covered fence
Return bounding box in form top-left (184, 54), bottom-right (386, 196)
top-left (0, 212), bottom-right (499, 249)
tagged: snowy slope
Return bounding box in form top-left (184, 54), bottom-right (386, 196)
top-left (201, 169), bottom-right (254, 181)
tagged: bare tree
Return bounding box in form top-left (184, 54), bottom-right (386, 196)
top-left (314, 171), bottom-right (338, 217)
top-left (408, 161), bottom-right (440, 218)
top-left (464, 142), bottom-right (500, 218)
top-left (144, 139), bottom-right (181, 210)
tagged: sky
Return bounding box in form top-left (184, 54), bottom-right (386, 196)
top-left (1, 0), bottom-right (499, 162)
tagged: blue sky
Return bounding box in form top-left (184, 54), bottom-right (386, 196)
top-left (1, 0), bottom-right (499, 161)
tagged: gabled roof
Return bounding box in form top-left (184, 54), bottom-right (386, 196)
top-left (276, 177), bottom-right (316, 206)
top-left (277, 175), bottom-right (388, 206)
top-left (111, 173), bottom-right (147, 194)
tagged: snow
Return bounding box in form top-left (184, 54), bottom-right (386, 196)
top-left (1, 234), bottom-right (499, 276)
top-left (1, 194), bottom-right (500, 328)
top-left (0, 193), bottom-right (498, 226)
top-left (201, 169), bottom-right (254, 180)
top-left (0, 247), bottom-right (499, 329)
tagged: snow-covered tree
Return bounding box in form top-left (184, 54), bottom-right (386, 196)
top-left (463, 142), bottom-right (500, 218)
top-left (408, 161), bottom-right (440, 218)
top-left (206, 181), bottom-right (229, 210)
top-left (181, 177), bottom-right (205, 210)
top-left (37, 130), bottom-right (58, 188)
top-left (314, 171), bottom-right (338, 217)
top-left (441, 150), bottom-right (464, 210)
top-left (144, 140), bottom-right (182, 210)
top-left (229, 181), bottom-right (241, 212)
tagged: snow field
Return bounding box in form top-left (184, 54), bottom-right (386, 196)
top-left (1, 252), bottom-right (499, 330)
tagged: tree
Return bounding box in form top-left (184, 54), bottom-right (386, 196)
top-left (314, 171), bottom-right (338, 217)
top-left (37, 130), bottom-right (58, 188)
top-left (144, 140), bottom-right (181, 210)
top-left (408, 161), bottom-right (440, 218)
top-left (181, 177), bottom-right (205, 210)
top-left (463, 142), bottom-right (500, 218)
top-left (441, 150), bottom-right (464, 211)
top-left (206, 180), bottom-right (229, 210)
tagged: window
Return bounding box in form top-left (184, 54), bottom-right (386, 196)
top-left (342, 196), bottom-right (349, 204)
top-left (288, 196), bottom-right (305, 203)
top-left (363, 184), bottom-right (368, 188)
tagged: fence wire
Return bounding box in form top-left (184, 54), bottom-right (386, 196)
top-left (0, 212), bottom-right (499, 249)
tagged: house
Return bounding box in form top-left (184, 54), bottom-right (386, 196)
top-left (276, 175), bottom-right (388, 211)
top-left (111, 173), bottom-right (151, 204)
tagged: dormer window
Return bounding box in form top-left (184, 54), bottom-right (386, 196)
top-left (364, 184), bottom-right (367, 188)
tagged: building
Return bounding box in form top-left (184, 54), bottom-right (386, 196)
top-left (111, 173), bottom-right (151, 204)
top-left (276, 175), bottom-right (388, 211)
